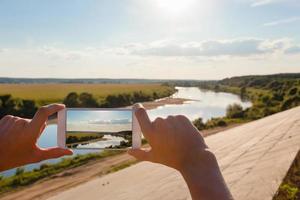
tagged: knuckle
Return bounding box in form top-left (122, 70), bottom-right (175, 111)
top-left (136, 107), bottom-right (145, 116)
top-left (15, 118), bottom-right (27, 125)
top-left (153, 117), bottom-right (164, 126)
top-left (176, 115), bottom-right (188, 121)
top-left (154, 117), bottom-right (164, 123)
top-left (2, 115), bottom-right (14, 120)
top-left (166, 115), bottom-right (175, 121)
top-left (13, 116), bottom-right (21, 121)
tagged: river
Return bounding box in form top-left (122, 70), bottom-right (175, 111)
top-left (1, 87), bottom-right (251, 177)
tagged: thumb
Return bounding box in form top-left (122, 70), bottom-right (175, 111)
top-left (128, 148), bottom-right (151, 162)
top-left (39, 147), bottom-right (73, 160)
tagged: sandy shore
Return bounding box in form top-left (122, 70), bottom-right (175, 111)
top-left (140, 97), bottom-right (190, 110)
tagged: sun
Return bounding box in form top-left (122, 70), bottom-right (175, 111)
top-left (155, 0), bottom-right (196, 17)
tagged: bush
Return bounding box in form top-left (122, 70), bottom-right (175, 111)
top-left (281, 96), bottom-right (300, 111)
top-left (15, 168), bottom-right (25, 176)
top-left (204, 117), bottom-right (228, 129)
top-left (63, 92), bottom-right (79, 107)
top-left (244, 106), bottom-right (263, 120)
top-left (217, 119), bottom-right (227, 127)
top-left (278, 184), bottom-right (298, 200)
top-left (289, 87), bottom-right (298, 96)
top-left (193, 118), bottom-right (206, 130)
top-left (226, 103), bottom-right (244, 118)
top-left (39, 163), bottom-right (50, 170)
top-left (272, 92), bottom-right (284, 101)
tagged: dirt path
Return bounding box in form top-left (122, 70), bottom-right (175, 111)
top-left (0, 153), bottom-right (135, 200)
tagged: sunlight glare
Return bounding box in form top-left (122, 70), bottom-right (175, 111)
top-left (155, 0), bottom-right (196, 17)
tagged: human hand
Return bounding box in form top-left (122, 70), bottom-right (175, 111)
top-left (0, 104), bottom-right (73, 172)
top-left (128, 104), bottom-right (232, 200)
top-left (128, 104), bottom-right (210, 171)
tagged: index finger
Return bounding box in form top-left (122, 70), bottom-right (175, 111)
top-left (30, 104), bottom-right (65, 133)
top-left (134, 104), bottom-right (153, 138)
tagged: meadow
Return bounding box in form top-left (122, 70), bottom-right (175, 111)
top-left (0, 83), bottom-right (173, 105)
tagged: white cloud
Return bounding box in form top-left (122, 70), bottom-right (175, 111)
top-left (251, 0), bottom-right (276, 7)
top-left (0, 38), bottom-right (299, 79)
top-left (123, 38), bottom-right (292, 58)
top-left (264, 17), bottom-right (300, 26)
top-left (248, 0), bottom-right (297, 7)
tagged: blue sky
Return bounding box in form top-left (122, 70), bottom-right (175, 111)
top-left (0, 0), bottom-right (299, 79)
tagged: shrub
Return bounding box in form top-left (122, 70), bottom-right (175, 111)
top-left (272, 92), bottom-right (284, 101)
top-left (39, 163), bottom-right (50, 170)
top-left (281, 96), bottom-right (300, 111)
top-left (226, 103), bottom-right (244, 118)
top-left (79, 93), bottom-right (98, 107)
top-left (289, 87), bottom-right (298, 96)
top-left (193, 118), bottom-right (206, 130)
top-left (217, 119), bottom-right (227, 127)
top-left (15, 168), bottom-right (25, 176)
top-left (278, 184), bottom-right (298, 200)
top-left (63, 92), bottom-right (79, 107)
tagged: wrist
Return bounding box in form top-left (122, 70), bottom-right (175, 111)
top-left (179, 149), bottom-right (232, 200)
top-left (178, 148), bottom-right (219, 175)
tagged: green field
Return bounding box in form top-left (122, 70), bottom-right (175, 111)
top-left (0, 83), bottom-right (173, 104)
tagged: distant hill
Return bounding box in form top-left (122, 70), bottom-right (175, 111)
top-left (0, 77), bottom-right (205, 84)
top-left (0, 78), bottom-right (159, 84)
top-left (219, 73), bottom-right (300, 88)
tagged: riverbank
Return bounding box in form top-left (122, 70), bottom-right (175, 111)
top-left (140, 97), bottom-right (190, 110)
top-left (0, 123), bottom-right (238, 200)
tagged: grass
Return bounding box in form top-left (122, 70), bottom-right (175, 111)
top-left (104, 160), bottom-right (138, 174)
top-left (273, 151), bottom-right (300, 200)
top-left (0, 83), bottom-right (173, 105)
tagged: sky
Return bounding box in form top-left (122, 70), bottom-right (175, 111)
top-left (0, 0), bottom-right (299, 80)
top-left (67, 110), bottom-right (132, 132)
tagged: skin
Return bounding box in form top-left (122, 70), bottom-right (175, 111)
top-left (128, 104), bottom-right (233, 200)
top-left (0, 104), bottom-right (73, 172)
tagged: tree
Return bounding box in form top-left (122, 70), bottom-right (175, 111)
top-left (63, 92), bottom-right (79, 107)
top-left (79, 93), bottom-right (98, 107)
top-left (17, 100), bottom-right (38, 118)
top-left (15, 167), bottom-right (25, 176)
top-left (261, 95), bottom-right (272, 106)
top-left (0, 94), bottom-right (17, 118)
top-left (240, 86), bottom-right (247, 100)
top-left (288, 87), bottom-right (298, 96)
top-left (193, 118), bottom-right (206, 130)
top-left (226, 103), bottom-right (244, 118)
top-left (281, 96), bottom-right (300, 111)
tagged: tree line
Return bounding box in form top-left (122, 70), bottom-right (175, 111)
top-left (0, 89), bottom-right (175, 119)
top-left (0, 95), bottom-right (38, 119)
top-left (62, 90), bottom-right (172, 108)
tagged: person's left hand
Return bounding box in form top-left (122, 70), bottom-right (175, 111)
top-left (0, 104), bottom-right (73, 172)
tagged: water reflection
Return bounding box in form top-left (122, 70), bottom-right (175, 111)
top-left (148, 87), bottom-right (251, 121)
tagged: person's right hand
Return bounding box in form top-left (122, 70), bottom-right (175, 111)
top-left (128, 104), bottom-right (233, 200)
top-left (128, 104), bottom-right (211, 171)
